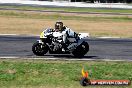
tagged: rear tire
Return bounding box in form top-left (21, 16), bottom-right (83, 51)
top-left (32, 41), bottom-right (48, 56)
top-left (72, 42), bottom-right (89, 58)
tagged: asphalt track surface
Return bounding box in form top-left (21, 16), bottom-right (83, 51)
top-left (0, 35), bottom-right (132, 61)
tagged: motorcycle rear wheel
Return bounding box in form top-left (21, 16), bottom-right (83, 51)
top-left (32, 41), bottom-right (48, 56)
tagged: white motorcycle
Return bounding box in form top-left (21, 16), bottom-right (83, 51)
top-left (32, 28), bottom-right (89, 57)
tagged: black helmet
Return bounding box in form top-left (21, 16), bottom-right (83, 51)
top-left (55, 21), bottom-right (63, 32)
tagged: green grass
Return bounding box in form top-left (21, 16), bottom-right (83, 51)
top-left (0, 10), bottom-right (132, 22)
top-left (0, 5), bottom-right (132, 13)
top-left (0, 59), bottom-right (131, 88)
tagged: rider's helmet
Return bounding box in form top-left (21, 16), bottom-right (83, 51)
top-left (55, 21), bottom-right (63, 32)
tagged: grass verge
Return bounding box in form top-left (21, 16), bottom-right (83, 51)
top-left (0, 5), bottom-right (132, 13)
top-left (0, 10), bottom-right (132, 21)
top-left (0, 10), bottom-right (132, 37)
top-left (0, 59), bottom-right (131, 88)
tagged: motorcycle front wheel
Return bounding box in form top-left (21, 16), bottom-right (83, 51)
top-left (72, 41), bottom-right (89, 58)
top-left (32, 41), bottom-right (48, 56)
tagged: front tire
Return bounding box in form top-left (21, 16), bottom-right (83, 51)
top-left (72, 42), bottom-right (89, 58)
top-left (32, 41), bottom-right (48, 56)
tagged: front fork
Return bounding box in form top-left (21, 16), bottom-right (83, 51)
top-left (37, 40), bottom-right (43, 44)
top-left (37, 40), bottom-right (45, 49)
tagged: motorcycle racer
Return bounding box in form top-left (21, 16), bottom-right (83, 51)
top-left (54, 21), bottom-right (78, 51)
top-left (32, 21), bottom-right (89, 57)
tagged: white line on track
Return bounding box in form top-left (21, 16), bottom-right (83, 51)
top-left (0, 56), bottom-right (20, 59)
top-left (0, 34), bottom-right (122, 39)
top-left (0, 34), bottom-right (18, 36)
top-left (0, 57), bottom-right (132, 61)
top-left (0, 34), bottom-right (40, 37)
top-left (98, 37), bottom-right (120, 39)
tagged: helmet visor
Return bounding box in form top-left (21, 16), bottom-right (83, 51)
top-left (55, 23), bottom-right (61, 31)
